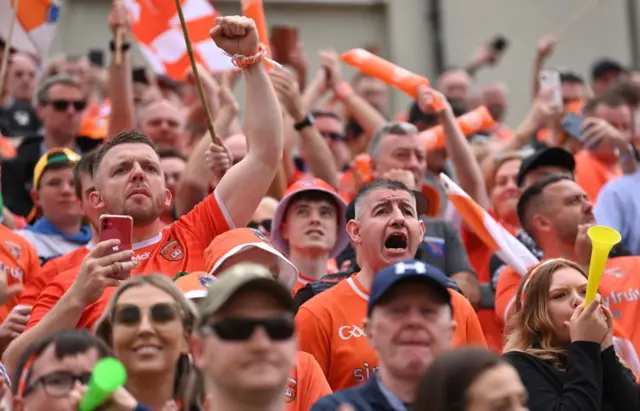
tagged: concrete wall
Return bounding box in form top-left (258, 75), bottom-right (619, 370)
top-left (47, 0), bottom-right (632, 126)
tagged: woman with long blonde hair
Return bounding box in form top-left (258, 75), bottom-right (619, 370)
top-left (503, 258), bottom-right (639, 411)
top-left (94, 275), bottom-right (202, 411)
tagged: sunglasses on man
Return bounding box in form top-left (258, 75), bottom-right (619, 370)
top-left (203, 317), bottom-right (295, 341)
top-left (22, 370), bottom-right (92, 398)
top-left (44, 100), bottom-right (87, 112)
top-left (247, 219), bottom-right (272, 233)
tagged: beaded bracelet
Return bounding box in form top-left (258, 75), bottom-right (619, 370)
top-left (231, 43), bottom-right (268, 69)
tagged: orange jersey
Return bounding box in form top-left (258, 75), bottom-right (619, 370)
top-left (27, 192), bottom-right (233, 330)
top-left (295, 274), bottom-right (486, 391)
top-left (18, 245), bottom-right (90, 307)
top-left (575, 150), bottom-right (622, 202)
top-left (286, 351), bottom-right (332, 411)
top-left (0, 225), bottom-right (42, 320)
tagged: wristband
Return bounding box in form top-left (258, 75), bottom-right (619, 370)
top-left (334, 82), bottom-right (354, 100)
top-left (109, 39), bottom-right (131, 53)
top-left (231, 43), bottom-right (267, 69)
top-left (294, 114), bottom-right (315, 131)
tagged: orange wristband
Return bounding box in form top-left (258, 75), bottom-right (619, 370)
top-left (231, 43), bottom-right (268, 69)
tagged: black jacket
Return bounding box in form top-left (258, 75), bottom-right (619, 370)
top-left (504, 342), bottom-right (639, 411)
top-left (1, 136), bottom-right (102, 220)
top-left (311, 376), bottom-right (401, 411)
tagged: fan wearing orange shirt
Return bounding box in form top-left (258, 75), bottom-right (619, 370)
top-left (296, 179), bottom-right (486, 391)
top-left (495, 174), bottom-right (640, 370)
top-left (270, 178), bottom-right (350, 295)
top-left (2, 16), bottom-right (284, 375)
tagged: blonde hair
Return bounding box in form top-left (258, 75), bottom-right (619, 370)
top-left (503, 259), bottom-right (584, 369)
top-left (94, 275), bottom-right (202, 410)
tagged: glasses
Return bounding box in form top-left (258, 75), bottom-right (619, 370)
top-left (113, 302), bottom-right (179, 326)
top-left (24, 371), bottom-right (92, 398)
top-left (204, 317), bottom-right (294, 341)
top-left (45, 100), bottom-right (87, 112)
top-left (247, 219), bottom-right (271, 233)
top-left (320, 131), bottom-right (345, 141)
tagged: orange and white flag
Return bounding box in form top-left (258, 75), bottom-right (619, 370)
top-left (439, 173), bottom-right (539, 275)
top-left (124, 0), bottom-right (234, 80)
top-left (0, 0), bottom-right (61, 59)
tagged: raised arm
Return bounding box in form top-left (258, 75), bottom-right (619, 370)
top-left (210, 16), bottom-right (283, 228)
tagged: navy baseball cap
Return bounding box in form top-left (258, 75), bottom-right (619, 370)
top-left (367, 259), bottom-right (452, 316)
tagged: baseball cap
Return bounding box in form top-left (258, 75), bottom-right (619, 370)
top-left (174, 271), bottom-right (215, 300)
top-left (204, 228), bottom-right (298, 291)
top-left (196, 263), bottom-right (294, 328)
top-left (368, 259), bottom-right (451, 316)
top-left (271, 178), bottom-right (350, 258)
top-left (33, 148), bottom-right (82, 188)
top-left (591, 58), bottom-right (627, 81)
top-left (516, 147), bottom-right (575, 187)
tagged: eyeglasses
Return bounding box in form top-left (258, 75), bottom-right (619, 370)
top-left (320, 131), bottom-right (345, 142)
top-left (204, 317), bottom-right (294, 341)
top-left (23, 371), bottom-right (92, 398)
top-left (113, 302), bottom-right (179, 326)
top-left (45, 100), bottom-right (87, 112)
top-left (247, 219), bottom-right (272, 233)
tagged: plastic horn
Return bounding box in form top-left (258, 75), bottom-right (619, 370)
top-left (78, 357), bottom-right (127, 411)
top-left (584, 226), bottom-right (621, 307)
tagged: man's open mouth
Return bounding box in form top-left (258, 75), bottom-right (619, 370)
top-left (384, 232), bottom-right (408, 252)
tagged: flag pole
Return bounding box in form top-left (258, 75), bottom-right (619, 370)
top-left (0, 0), bottom-right (21, 91)
top-left (114, 0), bottom-right (124, 65)
top-left (173, 0), bottom-right (220, 145)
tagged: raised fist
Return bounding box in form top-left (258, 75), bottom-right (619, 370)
top-left (209, 16), bottom-right (259, 57)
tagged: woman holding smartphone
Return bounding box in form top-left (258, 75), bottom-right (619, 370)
top-left (503, 259), bottom-right (639, 411)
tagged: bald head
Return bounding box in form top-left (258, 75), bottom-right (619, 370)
top-left (8, 53), bottom-right (37, 101)
top-left (481, 82), bottom-right (509, 122)
top-left (253, 196), bottom-right (278, 222)
top-left (225, 133), bottom-right (247, 163)
top-left (437, 69), bottom-right (472, 102)
top-left (138, 99), bottom-right (185, 150)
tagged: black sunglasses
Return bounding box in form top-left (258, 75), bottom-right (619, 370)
top-left (320, 131), bottom-right (345, 141)
top-left (24, 371), bottom-right (92, 398)
top-left (247, 219), bottom-right (272, 233)
top-left (205, 317), bottom-right (294, 341)
top-left (45, 99), bottom-right (87, 112)
top-left (113, 302), bottom-right (179, 326)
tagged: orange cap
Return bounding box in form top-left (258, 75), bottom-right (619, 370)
top-left (204, 228), bottom-right (298, 291)
top-left (174, 271), bottom-right (215, 300)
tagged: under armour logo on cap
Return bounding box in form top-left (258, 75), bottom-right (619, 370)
top-left (393, 261), bottom-right (427, 275)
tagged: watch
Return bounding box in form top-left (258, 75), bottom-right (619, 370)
top-left (109, 39), bottom-right (131, 53)
top-left (294, 113), bottom-right (315, 131)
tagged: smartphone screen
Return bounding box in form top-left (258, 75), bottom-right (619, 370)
top-left (88, 49), bottom-right (104, 68)
top-left (561, 112), bottom-right (584, 140)
top-left (99, 215), bottom-right (133, 280)
top-left (539, 70), bottom-right (563, 113)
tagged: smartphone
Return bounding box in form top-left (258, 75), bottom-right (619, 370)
top-left (539, 70), bottom-right (563, 113)
top-left (561, 112), bottom-right (585, 141)
top-left (132, 67), bottom-right (149, 85)
top-left (270, 26), bottom-right (298, 65)
top-left (98, 215), bottom-right (133, 280)
top-left (491, 35), bottom-right (509, 52)
top-left (88, 49), bottom-right (104, 68)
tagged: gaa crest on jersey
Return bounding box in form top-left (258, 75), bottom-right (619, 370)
top-left (4, 241), bottom-right (22, 259)
top-left (251, 229), bottom-right (269, 244)
top-left (284, 377), bottom-right (297, 403)
top-left (160, 240), bottom-right (185, 261)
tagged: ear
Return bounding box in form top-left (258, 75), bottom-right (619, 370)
top-left (88, 190), bottom-right (104, 209)
top-left (532, 213), bottom-right (552, 233)
top-left (363, 317), bottom-right (375, 349)
top-left (189, 334), bottom-right (206, 369)
top-left (370, 157), bottom-right (379, 179)
top-left (30, 189), bottom-right (39, 208)
top-left (346, 219), bottom-right (362, 245)
top-left (447, 320), bottom-right (457, 346)
top-left (164, 188), bottom-right (172, 209)
top-left (35, 104), bottom-right (45, 121)
top-left (418, 218), bottom-right (425, 238)
top-left (280, 220), bottom-right (289, 242)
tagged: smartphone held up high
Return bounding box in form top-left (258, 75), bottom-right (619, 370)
top-left (98, 215), bottom-right (133, 280)
top-left (539, 70), bottom-right (563, 113)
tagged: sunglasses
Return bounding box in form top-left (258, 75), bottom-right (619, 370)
top-left (113, 302), bottom-right (179, 326)
top-left (23, 371), bottom-right (92, 398)
top-left (204, 317), bottom-right (294, 341)
top-left (45, 99), bottom-right (87, 112)
top-left (320, 131), bottom-right (345, 142)
top-left (247, 219), bottom-right (272, 233)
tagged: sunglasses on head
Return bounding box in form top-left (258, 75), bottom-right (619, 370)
top-left (46, 100), bottom-right (87, 112)
top-left (247, 219), bottom-right (272, 233)
top-left (113, 302), bottom-right (180, 326)
top-left (320, 131), bottom-right (345, 142)
top-left (204, 317), bottom-right (294, 341)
